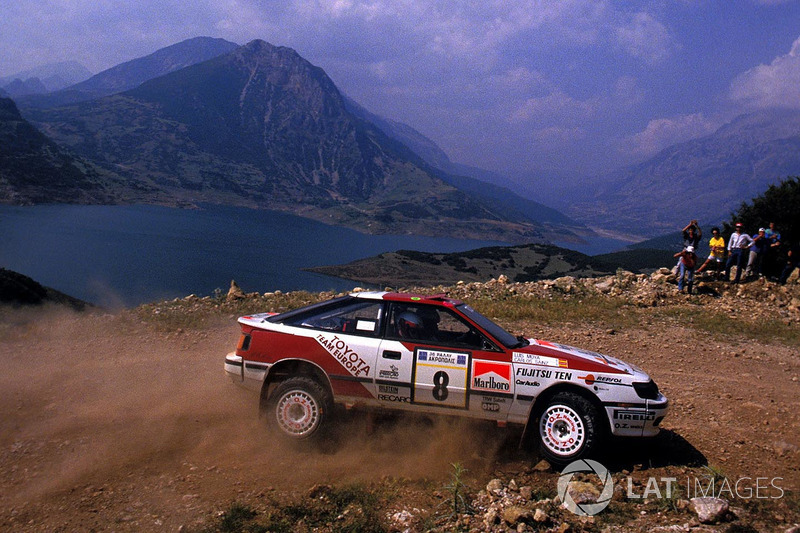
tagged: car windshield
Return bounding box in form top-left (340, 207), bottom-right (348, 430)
top-left (456, 304), bottom-right (527, 348)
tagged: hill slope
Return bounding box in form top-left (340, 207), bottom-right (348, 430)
top-left (25, 40), bottom-right (543, 241)
top-left (0, 268), bottom-right (89, 309)
top-left (567, 109), bottom-right (800, 236)
top-left (0, 97), bottom-right (119, 204)
top-left (19, 37), bottom-right (239, 108)
top-left (308, 242), bottom-right (622, 286)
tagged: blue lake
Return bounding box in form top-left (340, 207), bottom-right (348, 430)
top-left (0, 204), bottom-right (513, 308)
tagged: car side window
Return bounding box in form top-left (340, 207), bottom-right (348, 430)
top-left (287, 300), bottom-right (383, 336)
top-left (388, 303), bottom-right (488, 349)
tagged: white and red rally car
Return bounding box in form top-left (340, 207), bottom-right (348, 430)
top-left (224, 292), bottom-right (667, 463)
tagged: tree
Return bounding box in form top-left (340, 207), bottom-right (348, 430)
top-left (723, 176), bottom-right (800, 244)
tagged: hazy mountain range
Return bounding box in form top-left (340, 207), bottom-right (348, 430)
top-left (8, 38), bottom-right (573, 242)
top-left (2, 36), bottom-right (799, 244)
top-left (17, 37), bottom-right (239, 108)
top-left (534, 111), bottom-right (800, 237)
top-left (0, 61), bottom-right (92, 95)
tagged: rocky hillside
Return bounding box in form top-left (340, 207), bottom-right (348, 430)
top-left (1, 265), bottom-right (798, 532)
top-left (22, 40), bottom-right (544, 242)
top-left (0, 268), bottom-right (89, 309)
top-left (0, 97), bottom-right (120, 204)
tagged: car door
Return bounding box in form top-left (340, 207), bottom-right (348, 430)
top-left (377, 303), bottom-right (488, 413)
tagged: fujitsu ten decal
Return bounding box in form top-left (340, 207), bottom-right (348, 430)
top-left (315, 334), bottom-right (371, 377)
top-left (472, 360), bottom-right (512, 393)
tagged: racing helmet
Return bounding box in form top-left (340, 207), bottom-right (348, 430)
top-left (396, 311), bottom-right (423, 338)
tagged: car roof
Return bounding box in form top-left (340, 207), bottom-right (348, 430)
top-left (351, 291), bottom-right (463, 307)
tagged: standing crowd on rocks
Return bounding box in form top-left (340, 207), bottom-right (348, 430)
top-left (673, 219), bottom-right (798, 294)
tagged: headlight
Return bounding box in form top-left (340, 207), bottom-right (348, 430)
top-left (633, 380), bottom-right (660, 400)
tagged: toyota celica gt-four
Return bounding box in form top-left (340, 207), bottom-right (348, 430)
top-left (224, 292), bottom-right (667, 463)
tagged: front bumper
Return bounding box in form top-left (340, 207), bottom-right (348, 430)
top-left (606, 395), bottom-right (668, 438)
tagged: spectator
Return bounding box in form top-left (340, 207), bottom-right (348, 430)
top-left (675, 220), bottom-right (702, 272)
top-left (745, 228), bottom-right (769, 279)
top-left (682, 220), bottom-right (702, 249)
top-left (779, 240), bottom-right (800, 285)
top-left (674, 245), bottom-right (698, 294)
top-left (764, 222), bottom-right (782, 279)
top-left (696, 227), bottom-right (726, 279)
top-left (725, 223), bottom-right (753, 283)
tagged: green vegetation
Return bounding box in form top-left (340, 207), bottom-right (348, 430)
top-left (441, 463), bottom-right (472, 518)
top-left (312, 243), bottom-right (622, 287)
top-left (723, 176), bottom-right (800, 243)
top-left (467, 293), bottom-right (639, 331)
top-left (203, 485), bottom-right (387, 533)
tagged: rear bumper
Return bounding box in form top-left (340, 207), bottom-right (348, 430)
top-left (224, 352), bottom-right (270, 392)
top-left (225, 352), bottom-right (244, 382)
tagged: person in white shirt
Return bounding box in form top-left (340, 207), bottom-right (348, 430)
top-left (725, 222), bottom-right (754, 283)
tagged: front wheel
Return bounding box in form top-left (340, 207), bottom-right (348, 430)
top-left (537, 392), bottom-right (602, 465)
top-left (268, 377), bottom-right (332, 441)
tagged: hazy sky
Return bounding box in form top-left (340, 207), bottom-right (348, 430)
top-left (2, 0), bottom-right (800, 179)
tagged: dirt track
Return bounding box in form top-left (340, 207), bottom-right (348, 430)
top-left (0, 300), bottom-right (798, 531)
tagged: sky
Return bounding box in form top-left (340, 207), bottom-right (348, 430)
top-left (2, 0), bottom-right (800, 180)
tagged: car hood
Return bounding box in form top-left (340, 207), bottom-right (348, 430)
top-left (513, 338), bottom-right (642, 376)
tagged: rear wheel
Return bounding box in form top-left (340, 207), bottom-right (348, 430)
top-left (537, 392), bottom-right (602, 465)
top-left (269, 377), bottom-right (332, 440)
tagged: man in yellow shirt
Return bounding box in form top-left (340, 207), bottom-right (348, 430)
top-left (696, 227), bottom-right (726, 279)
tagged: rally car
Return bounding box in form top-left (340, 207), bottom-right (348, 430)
top-left (224, 292), bottom-right (667, 463)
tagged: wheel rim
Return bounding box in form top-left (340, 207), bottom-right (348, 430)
top-left (275, 390), bottom-right (321, 438)
top-left (540, 404), bottom-right (585, 457)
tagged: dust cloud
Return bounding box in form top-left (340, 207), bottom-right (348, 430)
top-left (0, 308), bottom-right (514, 512)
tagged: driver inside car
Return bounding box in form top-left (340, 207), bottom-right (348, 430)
top-left (396, 308), bottom-right (440, 341)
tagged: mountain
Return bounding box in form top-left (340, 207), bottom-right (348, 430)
top-left (343, 96), bottom-right (584, 234)
top-left (19, 37), bottom-right (239, 108)
top-left (2, 77), bottom-right (48, 97)
top-left (0, 97), bottom-right (121, 204)
top-left (0, 61), bottom-right (92, 93)
top-left (23, 40), bottom-right (544, 242)
top-left (566, 109), bottom-right (800, 237)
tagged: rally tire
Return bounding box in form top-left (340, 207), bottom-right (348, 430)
top-left (268, 377), bottom-right (332, 441)
top-left (536, 391), bottom-right (602, 465)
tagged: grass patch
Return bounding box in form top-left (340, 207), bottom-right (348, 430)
top-left (203, 485), bottom-right (387, 533)
top-left (467, 294), bottom-right (637, 330)
top-left (129, 290), bottom-right (330, 332)
top-left (650, 306), bottom-right (800, 345)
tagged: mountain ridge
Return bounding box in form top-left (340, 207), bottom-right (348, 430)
top-left (565, 108), bottom-right (800, 236)
top-left (20, 40), bottom-right (546, 242)
top-left (18, 37), bottom-right (239, 109)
